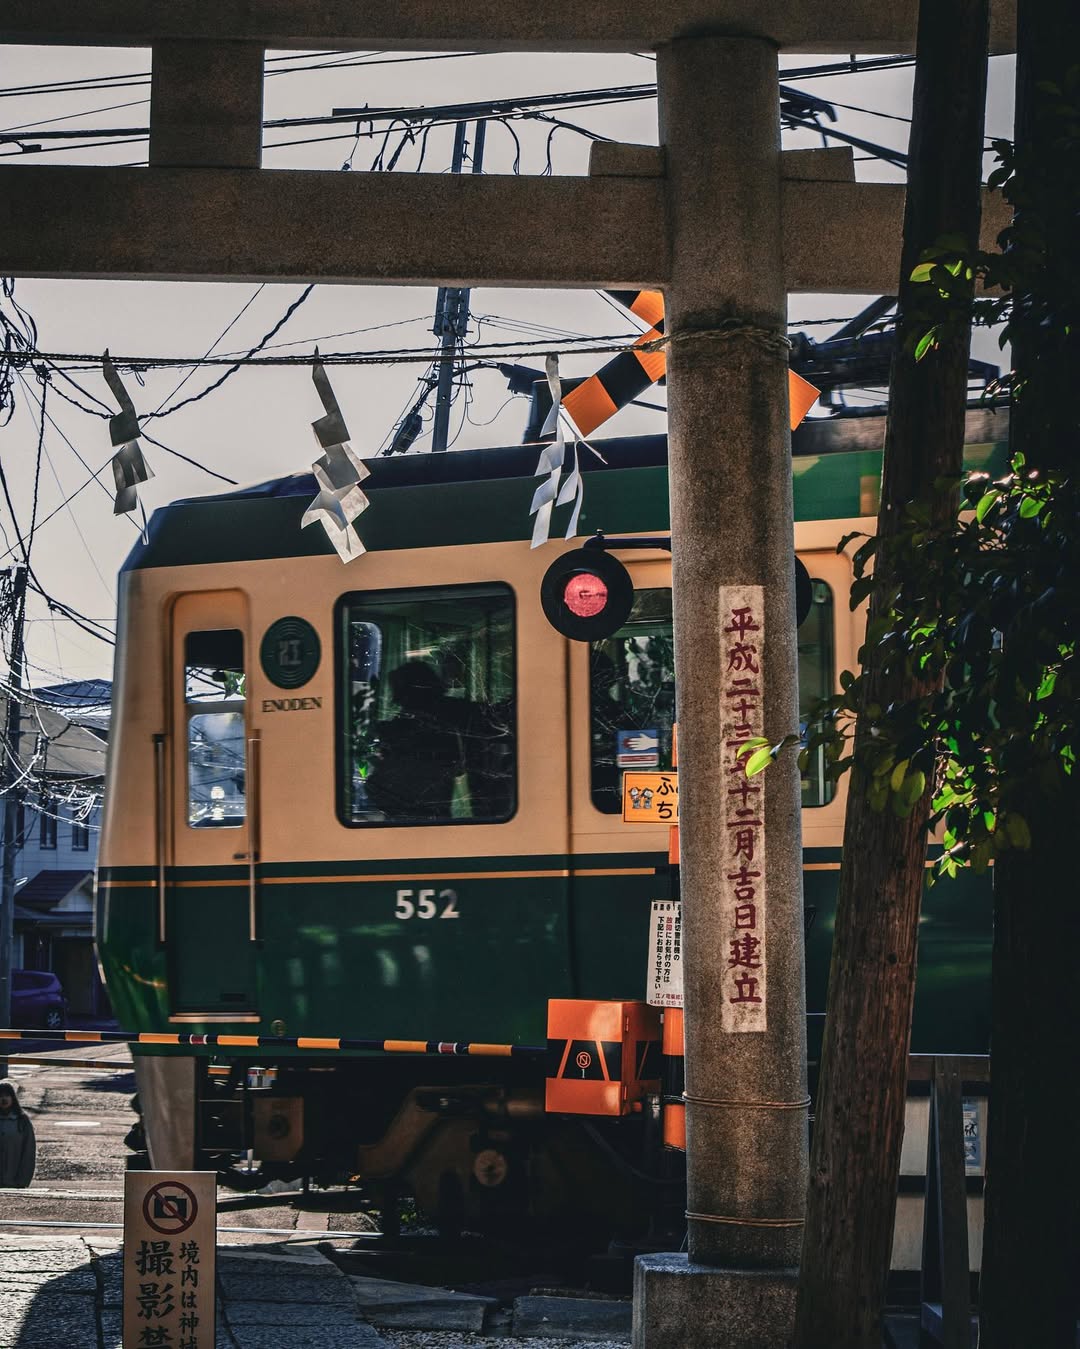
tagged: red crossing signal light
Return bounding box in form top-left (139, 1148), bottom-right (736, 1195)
top-left (540, 547), bottom-right (634, 641)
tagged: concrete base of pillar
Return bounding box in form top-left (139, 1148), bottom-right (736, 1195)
top-left (633, 1253), bottom-right (798, 1349)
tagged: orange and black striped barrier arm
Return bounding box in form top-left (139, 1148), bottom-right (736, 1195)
top-left (561, 289), bottom-right (820, 438)
top-left (562, 290), bottom-right (667, 438)
top-left (0, 1028), bottom-right (545, 1058)
top-left (2, 1056), bottom-right (130, 1070)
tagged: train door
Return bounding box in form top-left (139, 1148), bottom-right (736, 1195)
top-left (165, 591), bottom-right (259, 1018)
top-left (567, 555), bottom-right (675, 997)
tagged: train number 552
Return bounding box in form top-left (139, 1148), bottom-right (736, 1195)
top-left (395, 888), bottom-right (461, 920)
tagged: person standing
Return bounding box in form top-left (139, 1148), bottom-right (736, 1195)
top-left (0, 1077), bottom-right (36, 1188)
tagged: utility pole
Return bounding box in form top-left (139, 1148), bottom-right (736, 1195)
top-left (0, 563), bottom-right (28, 1073)
top-left (430, 118), bottom-right (487, 452)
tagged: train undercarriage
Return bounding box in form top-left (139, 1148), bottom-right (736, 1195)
top-left (129, 1053), bottom-right (686, 1243)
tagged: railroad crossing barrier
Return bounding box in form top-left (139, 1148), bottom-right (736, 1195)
top-left (0, 1028), bottom-right (545, 1057)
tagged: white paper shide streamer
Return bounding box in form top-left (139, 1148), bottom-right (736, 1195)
top-left (102, 350), bottom-right (154, 516)
top-left (301, 351), bottom-right (370, 562)
top-left (528, 353), bottom-right (599, 549)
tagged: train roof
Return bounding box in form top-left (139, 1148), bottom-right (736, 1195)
top-left (123, 408), bottom-right (1009, 573)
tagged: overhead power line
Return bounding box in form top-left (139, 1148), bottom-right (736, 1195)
top-left (1, 79), bottom-right (838, 147)
top-left (19, 332), bottom-right (656, 373)
top-left (0, 50), bottom-right (485, 103)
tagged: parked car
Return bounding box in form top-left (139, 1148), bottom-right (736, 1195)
top-left (11, 970), bottom-right (67, 1029)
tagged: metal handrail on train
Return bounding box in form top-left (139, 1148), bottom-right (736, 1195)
top-left (153, 733), bottom-right (167, 944)
top-left (247, 731), bottom-right (261, 942)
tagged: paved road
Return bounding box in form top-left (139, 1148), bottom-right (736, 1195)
top-left (0, 1048), bottom-right (633, 1348)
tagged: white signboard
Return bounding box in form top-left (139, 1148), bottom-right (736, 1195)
top-left (719, 585), bottom-right (768, 1032)
top-left (647, 900), bottom-right (683, 1007)
top-left (123, 1170), bottom-right (216, 1349)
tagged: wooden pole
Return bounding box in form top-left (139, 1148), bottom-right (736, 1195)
top-left (792, 3), bottom-right (990, 1346)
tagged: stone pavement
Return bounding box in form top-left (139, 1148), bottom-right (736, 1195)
top-left (0, 1233), bottom-right (634, 1348)
top-left (0, 1235), bottom-right (387, 1348)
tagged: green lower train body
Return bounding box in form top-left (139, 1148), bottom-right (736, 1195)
top-left (96, 848), bottom-right (990, 1236)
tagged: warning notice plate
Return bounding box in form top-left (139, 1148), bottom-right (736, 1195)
top-left (647, 900), bottom-right (683, 1007)
top-left (124, 1170), bottom-right (216, 1348)
top-left (622, 771), bottom-right (679, 823)
top-left (616, 728), bottom-right (660, 768)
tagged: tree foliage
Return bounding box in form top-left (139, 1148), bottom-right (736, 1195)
top-left (756, 69), bottom-right (1080, 874)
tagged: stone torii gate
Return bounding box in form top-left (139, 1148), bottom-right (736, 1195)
top-left (1, 4), bottom-right (1014, 1346)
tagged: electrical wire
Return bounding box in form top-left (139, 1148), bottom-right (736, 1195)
top-left (1, 276), bottom-right (38, 424)
top-left (0, 82), bottom-right (660, 146)
top-left (136, 428), bottom-right (238, 486)
top-left (36, 437), bottom-right (113, 597)
top-left (215, 312), bottom-right (433, 358)
top-left (44, 365), bottom-right (111, 417)
top-left (464, 388), bottom-right (520, 429)
top-left (27, 582), bottom-right (116, 646)
top-left (0, 136), bottom-right (148, 159)
top-left (147, 284), bottom-right (315, 420)
top-left (0, 97), bottom-right (150, 136)
top-left (0, 455), bottom-right (116, 564)
top-left (33, 332), bottom-right (651, 372)
top-left (24, 374), bottom-right (46, 561)
top-left (140, 284), bottom-right (266, 428)
top-left (781, 112), bottom-right (908, 170)
top-left (594, 290), bottom-right (651, 333)
top-left (0, 50), bottom-right (483, 102)
top-left (12, 368), bottom-right (121, 509)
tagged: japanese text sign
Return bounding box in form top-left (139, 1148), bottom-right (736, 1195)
top-left (647, 900), bottom-right (683, 1008)
top-left (719, 586), bottom-right (768, 1032)
top-left (123, 1171), bottom-right (216, 1349)
top-left (622, 771), bottom-right (679, 823)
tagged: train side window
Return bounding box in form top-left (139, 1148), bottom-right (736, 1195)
top-left (589, 580), bottom-right (837, 813)
top-left (184, 628), bottom-right (247, 829)
top-left (338, 584), bottom-right (515, 826)
top-left (799, 580), bottom-right (836, 808)
top-left (590, 589), bottom-right (676, 814)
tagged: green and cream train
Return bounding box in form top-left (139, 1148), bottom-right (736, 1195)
top-left (96, 413), bottom-right (1002, 1237)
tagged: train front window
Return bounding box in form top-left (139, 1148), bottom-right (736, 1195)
top-left (338, 584), bottom-right (515, 826)
top-left (589, 580), bottom-right (837, 812)
top-left (184, 628), bottom-right (246, 828)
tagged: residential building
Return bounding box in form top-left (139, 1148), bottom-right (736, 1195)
top-left (1, 682), bottom-right (110, 1020)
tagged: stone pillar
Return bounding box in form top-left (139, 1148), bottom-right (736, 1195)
top-left (150, 40), bottom-right (264, 169)
top-left (635, 33), bottom-right (808, 1349)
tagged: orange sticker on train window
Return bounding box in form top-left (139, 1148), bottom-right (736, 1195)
top-left (622, 772), bottom-right (679, 824)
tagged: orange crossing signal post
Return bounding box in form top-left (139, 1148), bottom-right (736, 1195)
top-left (545, 999), bottom-right (661, 1116)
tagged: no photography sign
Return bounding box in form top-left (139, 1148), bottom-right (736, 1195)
top-left (123, 1170), bottom-right (216, 1348)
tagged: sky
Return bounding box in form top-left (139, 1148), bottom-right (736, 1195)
top-left (0, 42), bottom-right (1018, 686)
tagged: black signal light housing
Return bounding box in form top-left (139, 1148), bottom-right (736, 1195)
top-left (540, 546), bottom-right (635, 641)
top-left (541, 533), bottom-right (813, 640)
